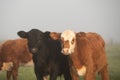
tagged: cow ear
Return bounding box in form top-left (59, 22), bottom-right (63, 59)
top-left (50, 32), bottom-right (61, 40)
top-left (76, 32), bottom-right (86, 37)
top-left (17, 31), bottom-right (28, 38)
top-left (44, 31), bottom-right (50, 38)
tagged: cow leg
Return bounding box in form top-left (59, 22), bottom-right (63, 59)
top-left (49, 73), bottom-right (57, 80)
top-left (70, 67), bottom-right (79, 80)
top-left (36, 75), bottom-right (43, 80)
top-left (49, 75), bottom-right (57, 80)
top-left (84, 72), bottom-right (96, 80)
top-left (63, 66), bottom-right (72, 80)
top-left (71, 71), bottom-right (79, 80)
top-left (99, 65), bottom-right (109, 80)
top-left (64, 72), bottom-right (72, 80)
top-left (34, 67), bottom-right (44, 80)
top-left (35, 73), bottom-right (43, 80)
top-left (71, 73), bottom-right (79, 80)
top-left (0, 61), bottom-right (2, 71)
top-left (84, 65), bottom-right (96, 80)
top-left (35, 75), bottom-right (48, 80)
top-left (12, 69), bottom-right (18, 80)
top-left (7, 71), bottom-right (12, 80)
top-left (12, 62), bottom-right (19, 80)
top-left (84, 64), bottom-right (96, 80)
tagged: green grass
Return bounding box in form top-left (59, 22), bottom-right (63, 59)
top-left (106, 44), bottom-right (120, 80)
top-left (0, 66), bottom-right (36, 80)
top-left (0, 44), bottom-right (120, 80)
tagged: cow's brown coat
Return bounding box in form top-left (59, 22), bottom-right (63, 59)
top-left (0, 39), bottom-right (32, 80)
top-left (50, 32), bottom-right (109, 80)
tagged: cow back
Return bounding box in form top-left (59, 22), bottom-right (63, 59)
top-left (0, 39), bottom-right (32, 63)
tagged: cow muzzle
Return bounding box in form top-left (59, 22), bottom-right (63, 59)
top-left (61, 48), bottom-right (71, 55)
top-left (31, 48), bottom-right (38, 53)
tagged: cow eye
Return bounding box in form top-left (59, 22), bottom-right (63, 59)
top-left (71, 38), bottom-right (74, 44)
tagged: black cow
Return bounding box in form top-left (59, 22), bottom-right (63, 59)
top-left (17, 29), bottom-right (72, 80)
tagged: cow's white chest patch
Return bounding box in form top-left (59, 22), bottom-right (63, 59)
top-left (77, 66), bottom-right (86, 76)
top-left (1, 62), bottom-right (13, 71)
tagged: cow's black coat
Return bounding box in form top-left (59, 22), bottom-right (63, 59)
top-left (17, 29), bottom-right (71, 80)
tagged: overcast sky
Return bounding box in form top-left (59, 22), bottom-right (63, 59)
top-left (0, 0), bottom-right (120, 43)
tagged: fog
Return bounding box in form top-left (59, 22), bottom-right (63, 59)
top-left (0, 0), bottom-right (120, 43)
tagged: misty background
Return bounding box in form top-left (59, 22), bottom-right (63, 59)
top-left (0, 0), bottom-right (120, 44)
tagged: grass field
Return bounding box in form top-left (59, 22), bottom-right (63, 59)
top-left (106, 44), bottom-right (120, 80)
top-left (0, 44), bottom-right (120, 80)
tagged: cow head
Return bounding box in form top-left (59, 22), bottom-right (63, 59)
top-left (50, 30), bottom-right (76, 55)
top-left (17, 29), bottom-right (50, 54)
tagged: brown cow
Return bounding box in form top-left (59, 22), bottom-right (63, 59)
top-left (0, 39), bottom-right (32, 80)
top-left (50, 30), bottom-right (109, 80)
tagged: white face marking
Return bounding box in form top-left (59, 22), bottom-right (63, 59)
top-left (61, 30), bottom-right (76, 55)
top-left (1, 62), bottom-right (13, 71)
top-left (77, 66), bottom-right (86, 76)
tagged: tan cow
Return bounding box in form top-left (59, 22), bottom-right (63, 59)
top-left (0, 39), bottom-right (32, 80)
top-left (50, 30), bottom-right (109, 80)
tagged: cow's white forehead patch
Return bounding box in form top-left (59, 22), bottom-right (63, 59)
top-left (61, 30), bottom-right (75, 41)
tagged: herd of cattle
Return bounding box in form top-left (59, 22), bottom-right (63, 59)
top-left (0, 29), bottom-right (109, 80)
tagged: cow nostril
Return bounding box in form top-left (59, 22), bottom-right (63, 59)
top-left (31, 48), bottom-right (38, 53)
top-left (61, 49), bottom-right (69, 55)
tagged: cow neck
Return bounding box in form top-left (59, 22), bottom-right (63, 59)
top-left (69, 39), bottom-right (83, 69)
